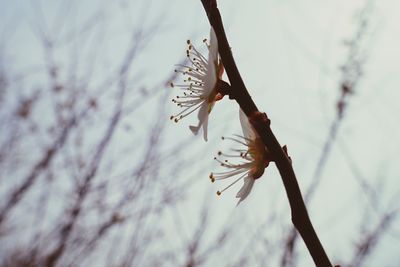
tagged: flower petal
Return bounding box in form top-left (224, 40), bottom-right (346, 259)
top-left (236, 175), bottom-right (255, 205)
top-left (202, 111), bottom-right (209, 141)
top-left (203, 28), bottom-right (218, 95)
top-left (209, 27), bottom-right (218, 63)
top-left (189, 102), bottom-right (209, 141)
top-left (239, 109), bottom-right (257, 143)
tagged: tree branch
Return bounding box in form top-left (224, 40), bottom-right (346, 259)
top-left (200, 1), bottom-right (332, 266)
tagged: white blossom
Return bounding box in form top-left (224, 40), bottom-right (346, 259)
top-left (210, 110), bottom-right (270, 205)
top-left (170, 27), bottom-right (223, 141)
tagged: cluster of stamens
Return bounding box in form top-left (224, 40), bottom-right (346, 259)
top-left (170, 39), bottom-right (212, 123)
top-left (210, 135), bottom-right (256, 196)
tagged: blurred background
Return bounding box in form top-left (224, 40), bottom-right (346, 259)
top-left (0, 0), bottom-right (399, 266)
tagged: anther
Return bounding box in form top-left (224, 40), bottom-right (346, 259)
top-left (216, 191), bottom-right (221, 196)
top-left (187, 40), bottom-right (190, 45)
top-left (217, 151), bottom-right (222, 155)
top-left (170, 82), bottom-right (174, 87)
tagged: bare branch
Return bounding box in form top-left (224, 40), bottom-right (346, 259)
top-left (199, 1), bottom-right (332, 266)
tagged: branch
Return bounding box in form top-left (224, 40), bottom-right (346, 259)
top-left (0, 115), bottom-right (77, 227)
top-left (348, 209), bottom-right (398, 267)
top-left (200, 1), bottom-right (332, 266)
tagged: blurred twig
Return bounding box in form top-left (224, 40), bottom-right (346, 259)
top-left (347, 208), bottom-right (398, 267)
top-left (280, 2), bottom-right (375, 266)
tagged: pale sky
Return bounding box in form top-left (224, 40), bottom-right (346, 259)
top-left (1, 0), bottom-right (400, 266)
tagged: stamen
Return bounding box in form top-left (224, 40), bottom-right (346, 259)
top-left (171, 100), bottom-right (203, 120)
top-left (212, 169), bottom-right (249, 180)
top-left (209, 173), bottom-right (215, 183)
top-left (216, 173), bottom-right (248, 195)
top-left (233, 134), bottom-right (252, 143)
top-left (171, 34), bottom-right (219, 127)
top-left (223, 136), bottom-right (248, 146)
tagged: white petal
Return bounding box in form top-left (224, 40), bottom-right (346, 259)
top-left (203, 28), bottom-right (218, 95)
top-left (189, 125), bottom-right (200, 135)
top-left (189, 102), bottom-right (209, 140)
top-left (202, 111), bottom-right (209, 141)
top-left (239, 109), bottom-right (257, 143)
top-left (236, 175), bottom-right (255, 206)
top-left (203, 71), bottom-right (217, 95)
top-left (209, 27), bottom-right (218, 64)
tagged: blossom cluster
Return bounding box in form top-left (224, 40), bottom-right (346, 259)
top-left (170, 27), bottom-right (271, 205)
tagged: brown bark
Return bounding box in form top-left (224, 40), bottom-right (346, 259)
top-left (200, 1), bottom-right (333, 266)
